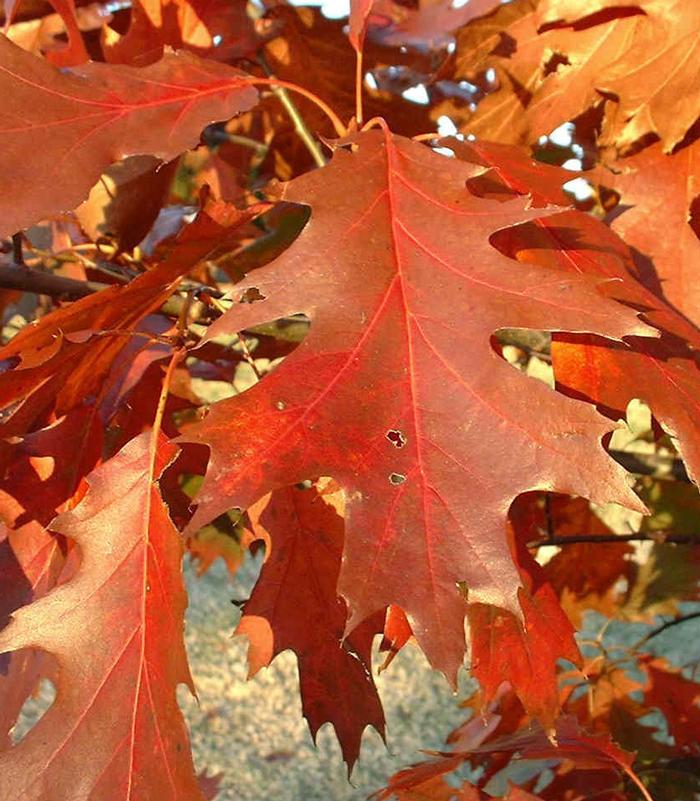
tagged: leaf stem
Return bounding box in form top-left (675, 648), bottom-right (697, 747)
top-left (149, 347), bottom-right (184, 481)
top-left (361, 116), bottom-right (389, 133)
top-left (252, 62), bottom-right (345, 163)
top-left (355, 49), bottom-right (364, 126)
top-left (624, 765), bottom-right (655, 801)
top-left (225, 133), bottom-right (269, 155)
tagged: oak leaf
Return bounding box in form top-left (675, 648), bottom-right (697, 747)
top-left (366, 0), bottom-right (502, 49)
top-left (466, 715), bottom-right (636, 774)
top-left (238, 483), bottom-right (385, 769)
top-left (602, 139), bottom-right (700, 326)
top-left (4, 0), bottom-right (90, 64)
top-left (75, 156), bottom-right (178, 252)
top-left (0, 524), bottom-right (68, 750)
top-left (447, 0), bottom-right (541, 143)
top-left (538, 0), bottom-right (700, 152)
top-left (349, 0), bottom-right (373, 51)
top-left (379, 604), bottom-right (412, 672)
top-left (0, 199), bottom-right (261, 437)
top-left (510, 492), bottom-right (633, 624)
top-left (450, 0), bottom-right (700, 151)
top-left (0, 37), bottom-right (258, 237)
top-left (230, 5), bottom-right (433, 181)
top-left (468, 498), bottom-right (581, 728)
top-left (485, 193), bottom-right (700, 487)
top-left (0, 434), bottom-right (202, 801)
top-left (180, 129), bottom-right (651, 682)
top-left (4, 2), bottom-right (104, 59)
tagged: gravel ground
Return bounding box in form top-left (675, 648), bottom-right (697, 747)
top-left (12, 555), bottom-right (469, 801)
top-left (182, 556), bottom-right (470, 801)
top-left (16, 550), bottom-right (698, 800)
top-left (12, 525), bottom-right (697, 801)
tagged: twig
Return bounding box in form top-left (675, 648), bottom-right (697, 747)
top-left (355, 49), bottom-right (364, 125)
top-left (256, 55), bottom-right (329, 167)
top-left (0, 262), bottom-right (210, 325)
top-left (225, 134), bottom-right (269, 155)
top-left (633, 611), bottom-right (700, 651)
top-left (527, 532), bottom-right (700, 548)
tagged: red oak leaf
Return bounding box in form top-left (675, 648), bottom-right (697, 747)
top-left (3, 0), bottom-right (89, 64)
top-left (349, 0), bottom-right (373, 51)
top-left (0, 199), bottom-right (262, 442)
top-left (466, 715), bottom-right (636, 775)
top-left (451, 0), bottom-right (700, 151)
top-left (488, 206), bottom-right (700, 486)
top-left (467, 506), bottom-right (581, 729)
top-left (237, 483), bottom-right (385, 770)
top-left (0, 36), bottom-right (258, 237)
top-left (366, 0), bottom-right (502, 49)
top-left (446, 138), bottom-right (577, 208)
top-left (0, 523), bottom-right (68, 750)
top-left (603, 139), bottom-right (700, 326)
top-left (180, 127), bottom-right (651, 682)
top-left (0, 434), bottom-right (203, 801)
top-left (506, 492), bottom-right (633, 625)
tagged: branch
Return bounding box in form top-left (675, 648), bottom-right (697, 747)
top-left (0, 262), bottom-right (206, 323)
top-left (527, 531), bottom-right (700, 548)
top-left (0, 263), bottom-right (106, 298)
top-left (633, 611), bottom-right (700, 651)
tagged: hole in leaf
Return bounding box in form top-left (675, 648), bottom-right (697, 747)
top-left (542, 52), bottom-right (570, 77)
top-left (492, 329), bottom-right (554, 388)
top-left (690, 195), bottom-right (700, 241)
top-left (240, 287), bottom-right (265, 304)
top-left (11, 665), bottom-right (57, 745)
top-left (187, 314), bottom-right (309, 404)
top-left (386, 429), bottom-right (406, 448)
top-left (389, 472), bottom-right (406, 485)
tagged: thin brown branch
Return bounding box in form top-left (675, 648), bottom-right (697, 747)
top-left (633, 611), bottom-right (700, 651)
top-left (0, 262), bottom-right (206, 324)
top-left (0, 262), bottom-right (106, 298)
top-left (527, 532), bottom-right (700, 548)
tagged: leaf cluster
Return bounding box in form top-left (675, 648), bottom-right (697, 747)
top-left (0, 0), bottom-right (699, 799)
